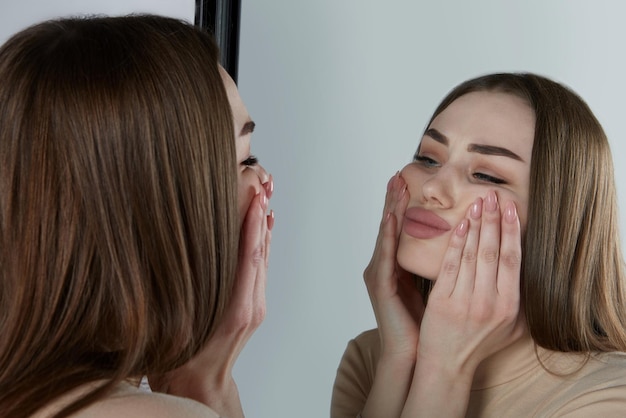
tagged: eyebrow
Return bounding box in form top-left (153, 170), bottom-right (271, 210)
top-left (424, 128), bottom-right (524, 162)
top-left (240, 121), bottom-right (256, 136)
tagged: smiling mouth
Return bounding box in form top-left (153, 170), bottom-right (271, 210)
top-left (402, 207), bottom-right (451, 239)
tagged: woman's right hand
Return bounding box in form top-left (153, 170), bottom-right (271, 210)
top-left (364, 172), bottom-right (423, 359)
top-left (149, 179), bottom-right (274, 418)
top-left (361, 172), bottom-right (423, 418)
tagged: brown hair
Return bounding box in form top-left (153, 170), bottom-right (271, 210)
top-left (419, 73), bottom-right (626, 353)
top-left (0, 15), bottom-right (238, 417)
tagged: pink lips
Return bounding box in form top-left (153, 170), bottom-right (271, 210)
top-left (403, 207), bottom-right (452, 239)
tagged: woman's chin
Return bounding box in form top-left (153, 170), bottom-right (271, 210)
top-left (396, 236), bottom-right (441, 281)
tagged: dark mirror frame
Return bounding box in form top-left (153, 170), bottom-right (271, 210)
top-left (195, 0), bottom-right (242, 84)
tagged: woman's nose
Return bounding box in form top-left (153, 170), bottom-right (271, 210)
top-left (421, 168), bottom-right (455, 208)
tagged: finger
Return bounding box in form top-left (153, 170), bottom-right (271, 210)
top-left (267, 209), bottom-right (275, 231)
top-left (264, 215), bottom-right (272, 266)
top-left (383, 171), bottom-right (401, 222)
top-left (233, 190), bottom-right (267, 307)
top-left (453, 197), bottom-right (482, 296)
top-left (263, 174), bottom-right (274, 200)
top-left (251, 226), bottom-right (269, 328)
top-left (365, 210), bottom-right (400, 296)
top-left (369, 172), bottom-right (401, 264)
top-left (393, 174), bottom-right (409, 240)
top-left (497, 201), bottom-right (522, 300)
top-left (474, 191), bottom-right (501, 295)
top-left (378, 172), bottom-right (406, 247)
top-left (432, 217), bottom-right (469, 298)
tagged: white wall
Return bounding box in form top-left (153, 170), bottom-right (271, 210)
top-left (0, 0), bottom-right (194, 44)
top-left (2, 1), bottom-right (626, 418)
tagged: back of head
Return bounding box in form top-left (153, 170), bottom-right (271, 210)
top-left (423, 73), bottom-right (626, 353)
top-left (0, 15), bottom-right (238, 417)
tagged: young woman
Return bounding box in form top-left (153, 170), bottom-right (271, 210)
top-left (332, 73), bottom-right (626, 417)
top-left (0, 15), bottom-right (273, 418)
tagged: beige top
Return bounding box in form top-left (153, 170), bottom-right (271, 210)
top-left (331, 329), bottom-right (626, 417)
top-left (32, 380), bottom-right (220, 418)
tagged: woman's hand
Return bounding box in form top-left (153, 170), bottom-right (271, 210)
top-left (364, 172), bottom-right (423, 358)
top-left (149, 180), bottom-right (274, 418)
top-left (361, 172), bottom-right (424, 418)
top-left (402, 191), bottom-right (525, 417)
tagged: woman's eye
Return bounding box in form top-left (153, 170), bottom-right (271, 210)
top-left (414, 154), bottom-right (439, 167)
top-left (473, 172), bottom-right (506, 185)
top-left (242, 155), bottom-right (258, 167)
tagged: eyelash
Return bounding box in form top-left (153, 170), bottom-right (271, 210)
top-left (472, 172), bottom-right (506, 185)
top-left (414, 155), bottom-right (439, 168)
top-left (414, 154), bottom-right (506, 185)
top-left (242, 155), bottom-right (258, 167)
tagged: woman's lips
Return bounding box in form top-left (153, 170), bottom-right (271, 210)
top-left (403, 207), bottom-right (452, 239)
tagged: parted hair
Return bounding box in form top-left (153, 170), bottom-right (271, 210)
top-left (420, 73), bottom-right (626, 353)
top-left (0, 15), bottom-right (238, 417)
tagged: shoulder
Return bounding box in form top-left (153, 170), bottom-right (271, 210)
top-left (571, 350), bottom-right (626, 391)
top-left (348, 328), bottom-right (381, 362)
top-left (590, 350), bottom-right (626, 370)
top-left (547, 349), bottom-right (626, 383)
top-left (96, 390), bottom-right (221, 418)
top-left (352, 328), bottom-right (380, 349)
top-left (36, 383), bottom-right (221, 418)
top-left (338, 328), bottom-right (381, 378)
top-left (542, 350), bottom-right (626, 416)
top-left (331, 329), bottom-right (380, 418)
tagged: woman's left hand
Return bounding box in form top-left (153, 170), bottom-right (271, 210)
top-left (420, 191), bottom-right (524, 373)
top-left (401, 191), bottom-right (525, 417)
top-left (149, 180), bottom-right (274, 418)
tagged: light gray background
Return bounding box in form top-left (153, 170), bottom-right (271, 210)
top-left (2, 1), bottom-right (626, 417)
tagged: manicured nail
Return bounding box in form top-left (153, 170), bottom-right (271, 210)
top-left (504, 202), bottom-right (517, 224)
top-left (456, 219), bottom-right (469, 237)
top-left (470, 198), bottom-right (482, 219)
top-left (485, 191), bottom-right (498, 212)
top-left (268, 210), bottom-right (275, 230)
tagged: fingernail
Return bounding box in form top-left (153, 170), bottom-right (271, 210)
top-left (268, 210), bottom-right (275, 230)
top-left (505, 202), bottom-right (517, 224)
top-left (456, 219), bottom-right (469, 237)
top-left (470, 198), bottom-right (482, 219)
top-left (485, 191), bottom-right (498, 212)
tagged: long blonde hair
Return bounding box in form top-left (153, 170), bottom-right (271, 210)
top-left (0, 15), bottom-right (238, 417)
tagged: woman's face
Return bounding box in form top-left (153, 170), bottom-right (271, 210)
top-left (397, 91), bottom-right (534, 280)
top-left (220, 67), bottom-right (269, 225)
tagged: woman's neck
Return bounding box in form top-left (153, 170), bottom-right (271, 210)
top-left (471, 327), bottom-right (539, 390)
